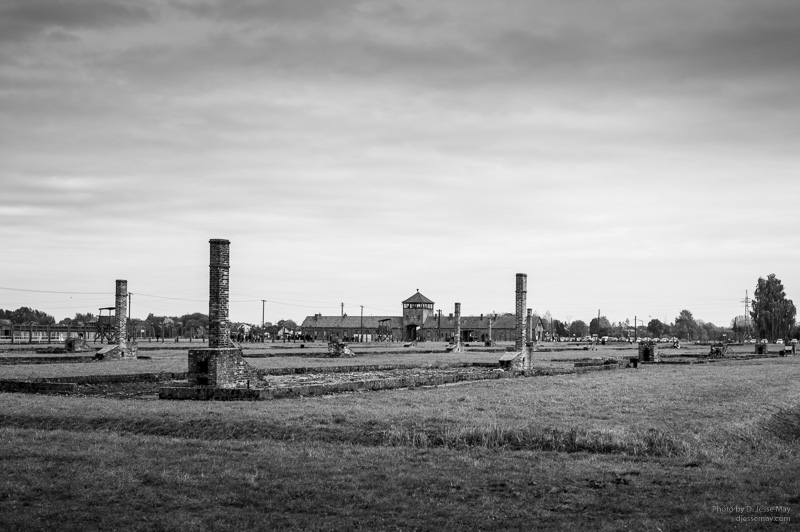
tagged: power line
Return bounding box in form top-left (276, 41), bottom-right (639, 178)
top-left (135, 293), bottom-right (206, 302)
top-left (0, 286), bottom-right (109, 295)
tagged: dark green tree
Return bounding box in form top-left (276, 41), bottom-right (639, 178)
top-left (588, 316), bottom-right (611, 336)
top-left (674, 309), bottom-right (698, 341)
top-left (180, 312), bottom-right (209, 338)
top-left (73, 312), bottom-right (95, 325)
top-left (751, 274), bottom-right (796, 342)
top-left (2, 307), bottom-right (55, 325)
top-left (647, 319), bottom-right (665, 338)
top-left (568, 320), bottom-right (588, 337)
top-left (278, 319), bottom-right (298, 331)
top-left (551, 319), bottom-right (568, 337)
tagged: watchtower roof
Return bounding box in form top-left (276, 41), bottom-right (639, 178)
top-left (402, 290), bottom-right (434, 305)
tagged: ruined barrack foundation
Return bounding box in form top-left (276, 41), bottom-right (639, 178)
top-left (160, 242), bottom-right (554, 400)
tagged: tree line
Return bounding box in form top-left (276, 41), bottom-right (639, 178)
top-left (549, 274), bottom-right (796, 342)
top-left (2, 274), bottom-right (796, 342)
top-left (554, 310), bottom-right (735, 342)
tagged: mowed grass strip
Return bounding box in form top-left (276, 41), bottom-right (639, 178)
top-left (1, 358), bottom-right (799, 458)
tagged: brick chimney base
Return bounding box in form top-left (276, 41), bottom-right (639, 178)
top-left (188, 347), bottom-right (260, 388)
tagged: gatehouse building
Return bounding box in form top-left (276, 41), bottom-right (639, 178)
top-left (300, 290), bottom-right (549, 343)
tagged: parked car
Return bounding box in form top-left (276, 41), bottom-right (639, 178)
top-left (776, 339), bottom-right (784, 345)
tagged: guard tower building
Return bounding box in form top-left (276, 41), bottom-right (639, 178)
top-left (402, 290), bottom-right (434, 341)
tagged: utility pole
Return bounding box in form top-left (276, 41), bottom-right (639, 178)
top-left (341, 302), bottom-right (344, 318)
top-left (360, 305), bottom-right (364, 343)
top-left (262, 300), bottom-right (266, 343)
top-left (741, 290), bottom-right (751, 340)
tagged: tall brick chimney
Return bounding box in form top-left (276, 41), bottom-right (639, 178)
top-left (208, 239), bottom-right (231, 349)
top-left (454, 302), bottom-right (461, 343)
top-left (515, 273), bottom-right (527, 351)
top-left (185, 239), bottom-right (259, 389)
top-left (499, 273), bottom-right (532, 371)
top-left (115, 279), bottom-right (127, 348)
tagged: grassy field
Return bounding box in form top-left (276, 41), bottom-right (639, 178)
top-left (1, 345), bottom-right (799, 530)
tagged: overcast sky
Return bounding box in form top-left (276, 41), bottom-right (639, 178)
top-left (1, 0), bottom-right (798, 328)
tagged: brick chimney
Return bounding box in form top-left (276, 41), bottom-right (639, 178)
top-left (115, 279), bottom-right (127, 348)
top-left (454, 302), bottom-right (461, 343)
top-left (208, 239), bottom-right (231, 349)
top-left (515, 274), bottom-right (527, 351)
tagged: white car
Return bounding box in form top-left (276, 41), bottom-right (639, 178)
top-left (776, 339), bottom-right (784, 345)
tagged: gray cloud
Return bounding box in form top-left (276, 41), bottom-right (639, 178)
top-left (2, 0), bottom-right (799, 325)
top-left (0, 0), bottom-right (153, 43)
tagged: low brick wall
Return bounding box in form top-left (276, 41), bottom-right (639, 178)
top-left (573, 358), bottom-right (627, 368)
top-left (159, 361), bottom-right (628, 401)
top-left (0, 356), bottom-right (97, 365)
top-left (0, 380), bottom-right (77, 393)
top-left (31, 372), bottom-right (187, 384)
top-left (257, 362), bottom-right (481, 376)
top-left (160, 370), bottom-right (514, 401)
top-left (574, 363), bottom-right (627, 373)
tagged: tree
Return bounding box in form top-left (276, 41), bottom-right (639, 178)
top-left (568, 320), bottom-right (588, 337)
top-left (614, 318), bottom-right (631, 339)
top-left (0, 307), bottom-right (55, 325)
top-left (589, 316), bottom-right (611, 336)
top-left (263, 321), bottom-right (277, 340)
top-left (73, 312), bottom-right (95, 326)
top-left (730, 315), bottom-right (751, 341)
top-left (551, 319), bottom-right (568, 337)
top-left (751, 274), bottom-right (797, 342)
top-left (674, 309), bottom-right (698, 341)
top-left (647, 319), bottom-right (665, 338)
top-left (278, 319), bottom-right (298, 331)
top-left (180, 312), bottom-right (209, 338)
